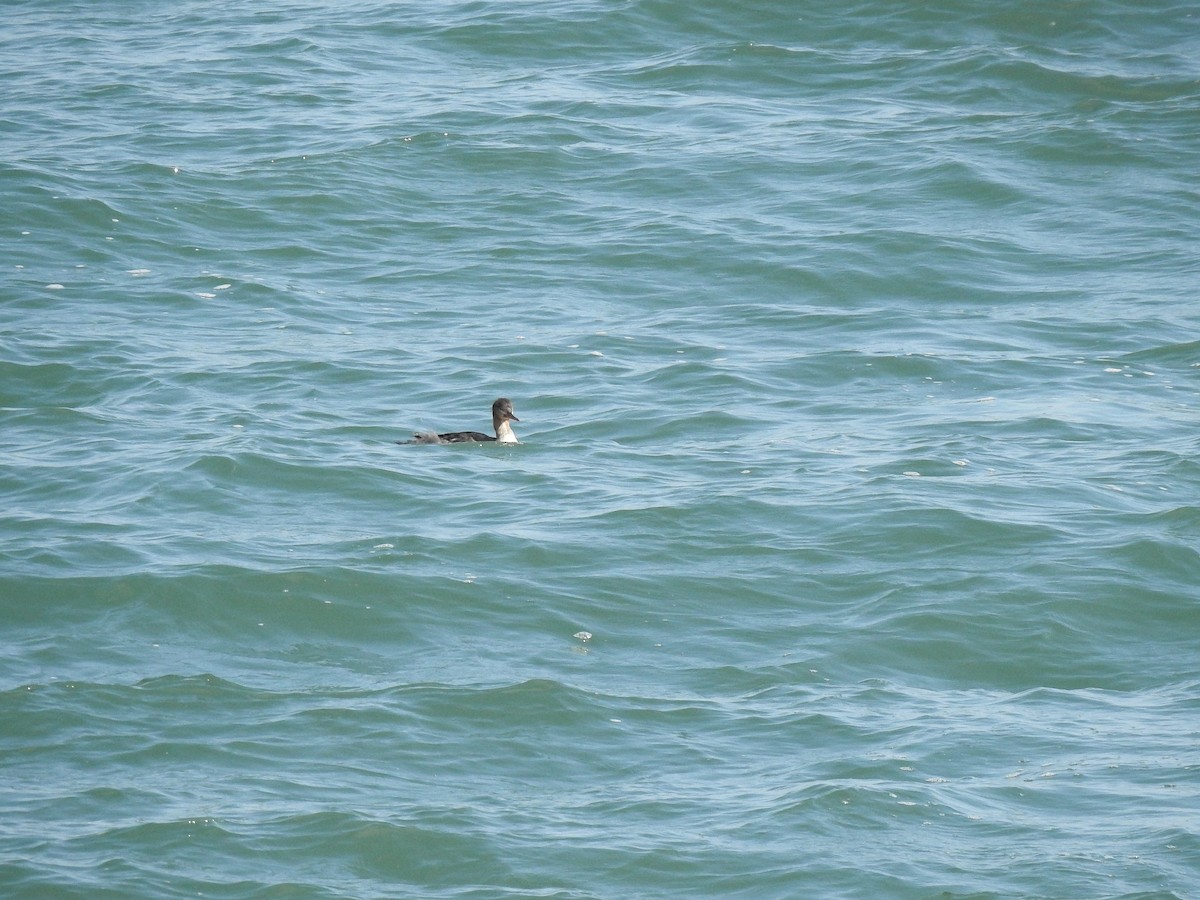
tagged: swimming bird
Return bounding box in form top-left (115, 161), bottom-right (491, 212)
top-left (399, 397), bottom-right (520, 445)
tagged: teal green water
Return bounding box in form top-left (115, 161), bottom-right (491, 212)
top-left (3, 1), bottom-right (1199, 897)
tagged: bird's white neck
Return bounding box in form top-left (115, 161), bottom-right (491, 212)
top-left (495, 420), bottom-right (518, 443)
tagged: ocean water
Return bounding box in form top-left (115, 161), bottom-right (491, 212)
top-left (2, 0), bottom-right (1198, 896)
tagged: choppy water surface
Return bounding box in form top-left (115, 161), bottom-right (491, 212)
top-left (2, 1), bottom-right (1198, 897)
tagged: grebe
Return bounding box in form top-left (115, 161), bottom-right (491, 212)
top-left (399, 397), bottom-right (520, 445)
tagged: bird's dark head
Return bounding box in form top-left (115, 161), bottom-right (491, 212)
top-left (492, 397), bottom-right (519, 422)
